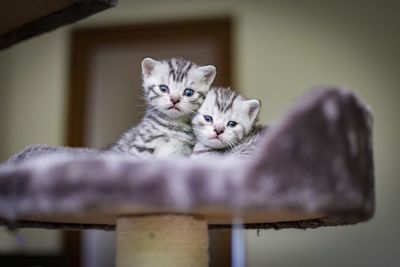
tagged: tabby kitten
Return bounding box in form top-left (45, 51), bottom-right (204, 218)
top-left (191, 87), bottom-right (266, 158)
top-left (110, 58), bottom-right (216, 158)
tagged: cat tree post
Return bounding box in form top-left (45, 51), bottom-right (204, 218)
top-left (0, 88), bottom-right (374, 266)
top-left (116, 215), bottom-right (208, 267)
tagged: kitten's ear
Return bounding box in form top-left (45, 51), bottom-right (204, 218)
top-left (141, 57), bottom-right (160, 78)
top-left (245, 99), bottom-right (261, 121)
top-left (197, 65), bottom-right (217, 85)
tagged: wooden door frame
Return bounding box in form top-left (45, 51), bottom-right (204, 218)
top-left (65, 18), bottom-right (232, 267)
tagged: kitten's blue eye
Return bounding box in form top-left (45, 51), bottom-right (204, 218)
top-left (227, 121), bottom-right (238, 128)
top-left (183, 88), bottom-right (194, 97)
top-left (159, 84), bottom-right (169, 93)
top-left (203, 115), bottom-right (213, 123)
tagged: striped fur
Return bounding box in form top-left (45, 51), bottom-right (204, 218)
top-left (191, 87), bottom-right (266, 158)
top-left (110, 58), bottom-right (216, 158)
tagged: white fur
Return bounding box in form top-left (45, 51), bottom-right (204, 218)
top-left (142, 58), bottom-right (216, 120)
top-left (111, 58), bottom-right (217, 158)
top-left (192, 88), bottom-right (261, 150)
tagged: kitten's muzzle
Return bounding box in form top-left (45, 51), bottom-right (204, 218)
top-left (168, 105), bottom-right (181, 111)
top-left (167, 96), bottom-right (181, 111)
top-left (170, 96), bottom-right (181, 104)
top-left (213, 126), bottom-right (225, 135)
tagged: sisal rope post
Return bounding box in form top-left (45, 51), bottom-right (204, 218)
top-left (116, 214), bottom-right (209, 267)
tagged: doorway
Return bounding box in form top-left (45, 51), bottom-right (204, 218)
top-left (67, 18), bottom-right (232, 267)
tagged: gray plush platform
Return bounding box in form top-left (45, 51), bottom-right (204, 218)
top-left (0, 87), bottom-right (374, 230)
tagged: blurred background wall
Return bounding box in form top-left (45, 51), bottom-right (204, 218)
top-left (0, 0), bottom-right (399, 266)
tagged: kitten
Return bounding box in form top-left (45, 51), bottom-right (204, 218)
top-left (109, 58), bottom-right (216, 158)
top-left (191, 87), bottom-right (266, 158)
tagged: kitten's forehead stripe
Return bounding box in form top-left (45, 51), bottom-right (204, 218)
top-left (225, 94), bottom-right (238, 112)
top-left (167, 58), bottom-right (194, 82)
top-left (213, 87), bottom-right (239, 113)
top-left (167, 60), bottom-right (176, 81)
top-left (180, 62), bottom-right (193, 82)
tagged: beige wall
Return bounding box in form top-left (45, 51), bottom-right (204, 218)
top-left (0, 0), bottom-right (399, 265)
top-left (0, 28), bottom-right (69, 161)
top-left (0, 26), bottom-right (68, 254)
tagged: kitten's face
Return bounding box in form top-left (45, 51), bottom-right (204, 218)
top-left (192, 87), bottom-right (261, 149)
top-left (141, 58), bottom-right (216, 120)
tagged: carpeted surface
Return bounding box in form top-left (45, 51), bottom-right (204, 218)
top-left (0, 87), bottom-right (375, 230)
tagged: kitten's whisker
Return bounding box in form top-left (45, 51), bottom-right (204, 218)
top-left (227, 140), bottom-right (240, 154)
top-left (182, 111), bottom-right (193, 122)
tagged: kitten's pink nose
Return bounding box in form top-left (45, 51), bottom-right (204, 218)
top-left (170, 96), bottom-right (180, 104)
top-left (214, 125), bottom-right (225, 135)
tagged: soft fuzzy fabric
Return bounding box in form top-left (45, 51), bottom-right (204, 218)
top-left (0, 87), bottom-right (374, 230)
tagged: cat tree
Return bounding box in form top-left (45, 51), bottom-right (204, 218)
top-left (0, 88), bottom-right (374, 267)
top-left (0, 1), bottom-right (374, 265)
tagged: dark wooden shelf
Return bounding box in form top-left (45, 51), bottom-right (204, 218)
top-left (0, 0), bottom-right (117, 50)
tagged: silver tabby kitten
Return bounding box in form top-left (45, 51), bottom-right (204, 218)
top-left (191, 87), bottom-right (266, 158)
top-left (110, 58), bottom-right (216, 158)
